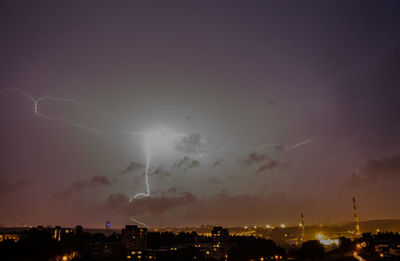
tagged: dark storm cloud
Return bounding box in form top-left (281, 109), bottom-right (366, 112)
top-left (274, 145), bottom-right (286, 153)
top-left (238, 152), bottom-right (289, 174)
top-left (174, 156), bottom-right (200, 171)
top-left (227, 175), bottom-right (243, 181)
top-left (91, 175), bottom-right (112, 186)
top-left (256, 160), bottom-right (279, 173)
top-left (150, 167), bottom-right (171, 178)
top-left (208, 177), bottom-right (222, 185)
top-left (116, 165), bottom-right (170, 188)
top-left (346, 156), bottom-right (400, 186)
top-left (257, 160), bottom-right (290, 174)
top-left (115, 162), bottom-right (147, 186)
top-left (174, 133), bottom-right (205, 154)
top-left (106, 190), bottom-right (197, 216)
top-left (164, 187), bottom-right (184, 195)
top-left (120, 162), bottom-right (145, 174)
top-left (52, 181), bottom-right (86, 199)
top-left (152, 187), bottom-right (187, 197)
top-left (52, 175), bottom-right (112, 199)
top-left (211, 158), bottom-right (224, 168)
top-left (177, 190), bottom-right (313, 225)
top-left (105, 190), bottom-right (315, 226)
top-left (104, 193), bottom-right (129, 211)
top-left (131, 192), bottom-right (196, 216)
top-left (0, 179), bottom-right (32, 197)
top-left (238, 153), bottom-right (269, 166)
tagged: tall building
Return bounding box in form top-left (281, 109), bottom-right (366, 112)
top-left (212, 227), bottom-right (229, 247)
top-left (121, 225), bottom-right (147, 250)
top-left (53, 226), bottom-right (62, 241)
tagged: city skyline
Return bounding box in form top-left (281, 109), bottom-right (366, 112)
top-left (1, 1), bottom-right (400, 228)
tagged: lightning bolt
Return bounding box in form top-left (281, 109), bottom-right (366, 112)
top-left (234, 139), bottom-right (313, 151)
top-left (130, 140), bottom-right (151, 201)
top-left (0, 87), bottom-right (147, 136)
top-left (1, 87), bottom-right (153, 226)
top-left (207, 139), bottom-right (313, 157)
top-left (129, 217), bottom-right (149, 228)
top-left (126, 142), bottom-right (151, 228)
top-left (1, 87), bottom-right (312, 228)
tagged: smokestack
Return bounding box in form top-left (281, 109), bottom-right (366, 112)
top-left (353, 197), bottom-right (360, 235)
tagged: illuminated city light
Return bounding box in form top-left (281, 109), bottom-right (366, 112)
top-left (353, 251), bottom-right (366, 261)
top-left (319, 239), bottom-right (339, 246)
top-left (316, 234), bottom-right (339, 246)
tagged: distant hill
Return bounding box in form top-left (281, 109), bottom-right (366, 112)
top-left (338, 219), bottom-right (400, 233)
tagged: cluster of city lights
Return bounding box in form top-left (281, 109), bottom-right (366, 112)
top-left (244, 224), bottom-right (287, 230)
top-left (315, 234), bottom-right (339, 246)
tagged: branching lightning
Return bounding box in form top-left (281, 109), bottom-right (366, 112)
top-left (235, 139), bottom-right (313, 151)
top-left (1, 87), bottom-right (153, 227)
top-left (1, 87), bottom-right (312, 228)
top-left (129, 217), bottom-right (149, 228)
top-left (0, 87), bottom-right (147, 136)
top-left (208, 139), bottom-right (313, 157)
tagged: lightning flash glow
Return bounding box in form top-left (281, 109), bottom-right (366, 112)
top-left (0, 87), bottom-right (312, 228)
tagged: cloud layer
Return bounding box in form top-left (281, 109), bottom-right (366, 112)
top-left (347, 156), bottom-right (400, 186)
top-left (52, 175), bottom-right (112, 199)
top-left (174, 134), bottom-right (205, 154)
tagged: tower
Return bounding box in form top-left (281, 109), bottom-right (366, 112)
top-left (353, 197), bottom-right (360, 235)
top-left (300, 213), bottom-right (305, 242)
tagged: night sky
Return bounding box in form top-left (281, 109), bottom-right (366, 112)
top-left (1, 1), bottom-right (400, 228)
